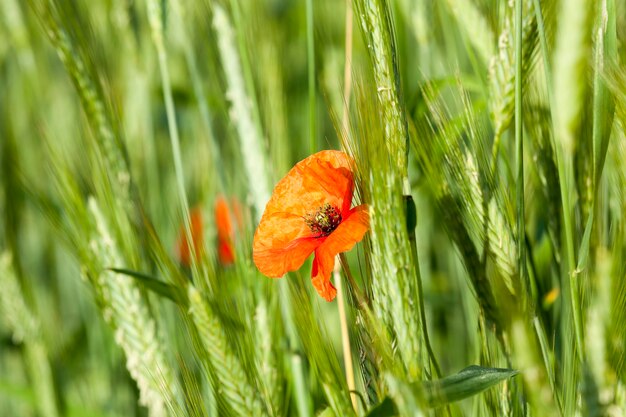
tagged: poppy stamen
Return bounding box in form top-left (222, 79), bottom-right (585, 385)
top-left (305, 203), bottom-right (342, 236)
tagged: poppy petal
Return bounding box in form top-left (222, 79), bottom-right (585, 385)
top-left (253, 212), bottom-right (323, 277)
top-left (310, 205), bottom-right (369, 301)
top-left (262, 150), bottom-right (354, 219)
top-left (311, 252), bottom-right (337, 301)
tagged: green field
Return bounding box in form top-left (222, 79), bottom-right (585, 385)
top-left (1, 0), bottom-right (625, 416)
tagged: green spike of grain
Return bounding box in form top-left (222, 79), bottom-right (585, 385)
top-left (349, 80), bottom-right (425, 381)
top-left (352, 0), bottom-right (427, 381)
top-left (489, 0), bottom-right (537, 145)
top-left (524, 102), bottom-right (562, 253)
top-left (461, 153), bottom-right (486, 255)
top-left (187, 285), bottom-right (269, 417)
top-left (487, 198), bottom-right (518, 297)
top-left (30, 2), bottom-right (131, 204)
top-left (353, 0), bottom-right (409, 180)
top-left (438, 193), bottom-right (502, 329)
top-left (410, 81), bottom-right (505, 329)
top-left (87, 198), bottom-right (178, 417)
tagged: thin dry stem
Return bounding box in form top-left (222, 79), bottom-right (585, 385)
top-left (334, 258), bottom-right (358, 411)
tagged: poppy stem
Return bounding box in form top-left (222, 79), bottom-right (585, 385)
top-left (334, 258), bottom-right (358, 412)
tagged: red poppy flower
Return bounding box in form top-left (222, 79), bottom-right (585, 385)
top-left (253, 150), bottom-right (369, 301)
top-left (176, 206), bottom-right (204, 266)
top-left (215, 196), bottom-right (236, 265)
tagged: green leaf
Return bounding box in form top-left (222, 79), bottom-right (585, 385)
top-left (422, 365), bottom-right (519, 407)
top-left (108, 268), bottom-right (187, 306)
top-left (380, 366), bottom-right (518, 414)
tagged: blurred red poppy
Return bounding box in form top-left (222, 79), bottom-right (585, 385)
top-left (176, 206), bottom-right (204, 266)
top-left (215, 196), bottom-right (236, 265)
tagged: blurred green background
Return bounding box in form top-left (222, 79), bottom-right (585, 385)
top-left (2, 0), bottom-right (626, 416)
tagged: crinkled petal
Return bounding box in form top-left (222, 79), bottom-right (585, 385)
top-left (310, 205), bottom-right (369, 301)
top-left (311, 252), bottom-right (337, 301)
top-left (253, 212), bottom-right (322, 277)
top-left (263, 150), bottom-right (354, 218)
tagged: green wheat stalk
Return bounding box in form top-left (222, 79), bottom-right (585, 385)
top-left (488, 0), bottom-right (537, 156)
top-left (87, 198), bottom-right (179, 417)
top-left (350, 78), bottom-right (424, 381)
top-left (212, 3), bottom-right (270, 219)
top-left (353, 0), bottom-right (409, 180)
top-left (29, 1), bottom-right (132, 206)
top-left (187, 285), bottom-right (269, 417)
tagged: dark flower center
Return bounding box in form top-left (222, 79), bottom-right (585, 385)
top-left (305, 203), bottom-right (342, 236)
